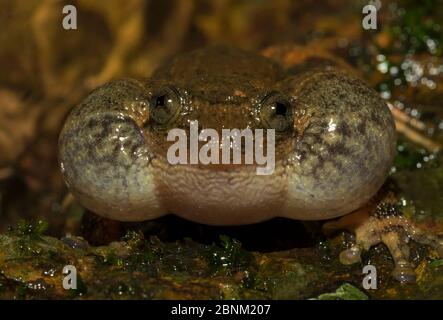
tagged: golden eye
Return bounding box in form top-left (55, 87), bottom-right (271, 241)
top-left (150, 86), bottom-right (181, 125)
top-left (259, 92), bottom-right (294, 132)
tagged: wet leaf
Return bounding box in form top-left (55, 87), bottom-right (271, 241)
top-left (313, 283), bottom-right (369, 300)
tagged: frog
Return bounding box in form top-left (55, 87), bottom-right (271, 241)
top-left (58, 45), bottom-right (443, 282)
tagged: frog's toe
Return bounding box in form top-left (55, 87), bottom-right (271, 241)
top-left (405, 223), bottom-right (443, 258)
top-left (324, 202), bottom-right (443, 283)
top-left (380, 230), bottom-right (416, 283)
top-left (384, 215), bottom-right (443, 282)
top-left (391, 261), bottom-right (416, 283)
top-left (339, 246), bottom-right (362, 265)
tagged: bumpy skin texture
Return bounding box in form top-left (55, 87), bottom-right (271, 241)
top-left (59, 46), bottom-right (396, 224)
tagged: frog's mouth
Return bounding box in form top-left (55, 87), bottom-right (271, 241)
top-left (146, 119), bottom-right (282, 176)
top-left (152, 159), bottom-right (288, 225)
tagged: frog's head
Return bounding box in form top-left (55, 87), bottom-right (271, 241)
top-left (59, 46), bottom-right (395, 223)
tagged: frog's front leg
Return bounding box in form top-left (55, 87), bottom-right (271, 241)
top-left (323, 198), bottom-right (443, 283)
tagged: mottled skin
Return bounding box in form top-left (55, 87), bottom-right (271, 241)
top-left (59, 46), bottom-right (396, 225)
top-left (59, 46), bottom-right (443, 282)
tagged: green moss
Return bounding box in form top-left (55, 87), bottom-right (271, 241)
top-left (124, 250), bottom-right (158, 273)
top-left (394, 140), bottom-right (439, 171)
top-left (204, 235), bottom-right (254, 275)
top-left (249, 257), bottom-right (323, 299)
top-left (94, 232), bottom-right (161, 276)
top-left (388, 0), bottom-right (443, 56)
top-left (0, 218), bottom-right (439, 299)
top-left (99, 251), bottom-right (125, 267)
top-left (392, 166), bottom-right (443, 221)
top-left (371, 0), bottom-right (443, 98)
top-left (121, 230), bottom-right (145, 249)
top-left (10, 220), bottom-right (49, 239)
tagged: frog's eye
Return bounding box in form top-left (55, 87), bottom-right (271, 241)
top-left (259, 92), bottom-right (294, 132)
top-left (150, 86), bottom-right (181, 125)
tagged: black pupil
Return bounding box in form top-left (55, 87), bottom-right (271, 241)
top-left (275, 102), bottom-right (287, 116)
top-left (155, 94), bottom-right (166, 107)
